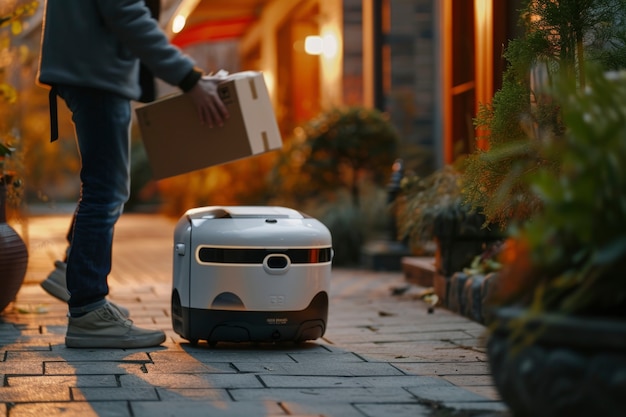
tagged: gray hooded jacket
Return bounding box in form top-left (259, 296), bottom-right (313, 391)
top-left (38, 0), bottom-right (198, 101)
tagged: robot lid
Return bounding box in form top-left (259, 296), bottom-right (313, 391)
top-left (176, 206), bottom-right (332, 249)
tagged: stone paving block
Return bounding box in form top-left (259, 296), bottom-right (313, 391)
top-left (322, 326), bottom-right (380, 337)
top-left (1, 335), bottom-right (65, 348)
top-left (405, 347), bottom-right (488, 362)
top-left (156, 387), bottom-right (230, 401)
top-left (465, 328), bottom-right (490, 338)
top-left (355, 402), bottom-right (433, 417)
top-left (149, 349), bottom-right (297, 365)
top-left (442, 375), bottom-right (496, 386)
top-left (119, 372), bottom-right (263, 389)
top-left (392, 361), bottom-right (492, 376)
top-left (0, 340), bottom-right (52, 351)
top-left (352, 343), bottom-right (488, 363)
top-left (282, 401), bottom-right (368, 417)
top-left (147, 350), bottom-right (217, 364)
top-left (0, 385), bottom-right (69, 402)
top-left (44, 361), bottom-right (146, 375)
top-left (130, 400), bottom-right (286, 417)
top-left (445, 401), bottom-right (510, 412)
top-left (7, 375), bottom-right (117, 388)
top-left (71, 386), bottom-right (159, 401)
top-left (144, 361), bottom-right (235, 374)
top-left (406, 385), bottom-right (492, 402)
top-left (232, 361), bottom-right (405, 376)
top-left (159, 339), bottom-right (188, 351)
top-left (8, 401), bottom-right (132, 417)
top-left (177, 341), bottom-right (331, 357)
top-left (0, 323), bottom-right (20, 336)
top-left (325, 330), bottom-right (474, 345)
top-left (259, 375), bottom-right (453, 389)
top-left (5, 350), bottom-right (150, 362)
top-left (461, 385), bottom-right (501, 401)
top-left (323, 351), bottom-right (422, 363)
top-left (0, 361), bottom-right (43, 375)
top-left (287, 351), bottom-right (365, 363)
top-left (393, 362), bottom-right (490, 377)
top-left (230, 387), bottom-right (418, 403)
top-left (14, 328), bottom-right (44, 337)
top-left (447, 337), bottom-right (488, 350)
top-left (279, 415), bottom-right (338, 417)
top-left (330, 320), bottom-right (486, 336)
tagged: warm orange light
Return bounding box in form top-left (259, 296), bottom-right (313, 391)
top-left (321, 34), bottom-right (338, 58)
top-left (474, 0), bottom-right (493, 151)
top-left (304, 34), bottom-right (338, 57)
top-left (304, 36), bottom-right (323, 55)
top-left (172, 14), bottom-right (186, 34)
top-left (475, 0), bottom-right (489, 27)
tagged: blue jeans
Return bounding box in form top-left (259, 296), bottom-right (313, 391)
top-left (56, 85), bottom-right (131, 314)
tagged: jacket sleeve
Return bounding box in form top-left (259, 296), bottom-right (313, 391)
top-left (95, 0), bottom-right (200, 88)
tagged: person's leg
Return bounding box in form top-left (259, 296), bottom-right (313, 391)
top-left (64, 215), bottom-right (74, 261)
top-left (55, 85), bottom-right (163, 348)
top-left (39, 214), bottom-right (74, 302)
top-left (57, 85), bottom-right (131, 315)
top-left (40, 181), bottom-right (130, 316)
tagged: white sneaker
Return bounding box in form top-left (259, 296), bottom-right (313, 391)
top-left (41, 260), bottom-right (70, 301)
top-left (65, 303), bottom-right (165, 349)
top-left (41, 260), bottom-right (130, 318)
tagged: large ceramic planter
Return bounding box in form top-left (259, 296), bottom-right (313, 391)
top-left (487, 307), bottom-right (626, 417)
top-left (0, 180), bottom-right (28, 313)
top-left (433, 209), bottom-right (501, 276)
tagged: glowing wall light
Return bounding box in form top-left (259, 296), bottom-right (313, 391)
top-left (321, 34), bottom-right (338, 58)
top-left (304, 35), bottom-right (323, 55)
top-left (172, 14), bottom-right (187, 34)
top-left (304, 34), bottom-right (338, 58)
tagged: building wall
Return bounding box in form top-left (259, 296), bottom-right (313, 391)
top-left (341, 0), bottom-right (437, 175)
top-left (342, 0), bottom-right (364, 106)
top-left (388, 0), bottom-right (436, 174)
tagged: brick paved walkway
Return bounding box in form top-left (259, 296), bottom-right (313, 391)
top-left (1, 213), bottom-right (510, 417)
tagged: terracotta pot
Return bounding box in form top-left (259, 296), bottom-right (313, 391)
top-left (487, 307), bottom-right (626, 417)
top-left (0, 180), bottom-right (28, 313)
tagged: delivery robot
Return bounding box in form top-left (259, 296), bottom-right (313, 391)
top-left (171, 206), bottom-right (333, 346)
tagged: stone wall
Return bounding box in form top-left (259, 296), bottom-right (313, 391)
top-left (342, 0), bottom-right (437, 175)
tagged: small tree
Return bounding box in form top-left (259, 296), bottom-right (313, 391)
top-left (1, 1), bottom-right (39, 207)
top-left (270, 106), bottom-right (399, 208)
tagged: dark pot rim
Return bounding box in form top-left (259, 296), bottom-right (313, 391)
top-left (490, 306), bottom-right (626, 351)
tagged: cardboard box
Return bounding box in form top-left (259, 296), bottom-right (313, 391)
top-left (135, 71), bottom-right (283, 180)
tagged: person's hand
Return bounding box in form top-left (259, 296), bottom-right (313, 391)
top-left (186, 77), bottom-right (229, 127)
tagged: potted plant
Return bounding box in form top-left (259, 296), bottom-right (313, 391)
top-left (0, 142), bottom-right (28, 313)
top-left (463, 0), bottom-right (626, 230)
top-left (395, 164), bottom-right (502, 313)
top-left (486, 65), bottom-right (626, 417)
top-left (397, 165), bottom-right (500, 276)
top-left (460, 1), bottom-right (626, 414)
top-left (397, 164), bottom-right (501, 275)
top-left (0, 2), bottom-right (36, 313)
